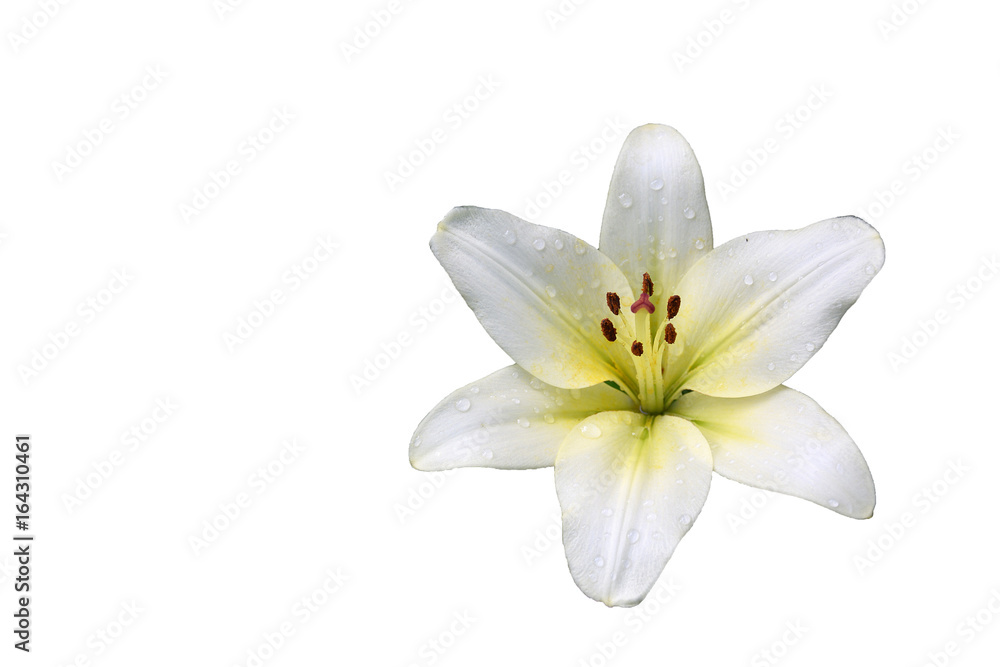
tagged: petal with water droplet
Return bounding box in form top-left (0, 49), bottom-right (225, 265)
top-left (670, 386), bottom-right (875, 518)
top-left (555, 411), bottom-right (712, 607)
top-left (410, 365), bottom-right (634, 471)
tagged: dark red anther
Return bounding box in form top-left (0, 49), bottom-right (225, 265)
top-left (630, 292), bottom-right (655, 314)
top-left (600, 318), bottom-right (617, 342)
top-left (666, 294), bottom-right (681, 320)
top-left (642, 272), bottom-right (654, 296)
top-left (631, 340), bottom-right (643, 356)
top-left (665, 323), bottom-right (677, 345)
top-left (606, 292), bottom-right (620, 316)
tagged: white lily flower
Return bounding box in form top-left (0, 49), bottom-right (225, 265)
top-left (410, 125), bottom-right (884, 607)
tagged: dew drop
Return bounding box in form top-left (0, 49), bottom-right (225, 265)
top-left (668, 247), bottom-right (678, 258)
top-left (805, 342), bottom-right (815, 351)
top-left (543, 414), bottom-right (554, 425)
top-left (482, 449), bottom-right (494, 460)
top-left (627, 530), bottom-right (640, 544)
top-left (694, 239), bottom-right (705, 250)
top-left (601, 508), bottom-right (613, 517)
top-left (574, 243), bottom-right (587, 255)
top-left (622, 559), bottom-right (632, 569)
top-left (658, 250), bottom-right (666, 260)
top-left (469, 386), bottom-right (480, 394)
top-left (502, 229), bottom-right (517, 245)
top-left (675, 478), bottom-right (684, 485)
top-left (411, 436), bottom-right (422, 448)
top-left (744, 274), bottom-right (754, 285)
top-left (553, 238), bottom-right (564, 250)
top-left (618, 192), bottom-right (633, 208)
top-left (650, 178), bottom-right (664, 191)
top-left (865, 263), bottom-right (875, 275)
top-left (768, 231), bottom-right (776, 239)
top-left (517, 418), bottom-right (531, 428)
top-left (767, 362), bottom-right (775, 371)
top-left (675, 463), bottom-right (685, 471)
top-left (678, 514), bottom-right (692, 526)
top-left (683, 206), bottom-right (696, 219)
top-left (455, 398), bottom-right (471, 412)
top-left (660, 195), bottom-right (668, 205)
top-left (594, 556), bottom-right (605, 567)
top-left (790, 354), bottom-right (799, 362)
top-left (646, 513), bottom-right (656, 521)
top-left (532, 238), bottom-right (546, 251)
top-left (588, 572), bottom-right (598, 581)
top-left (580, 423), bottom-right (603, 439)
top-left (827, 499), bottom-right (840, 508)
top-left (545, 285), bottom-right (557, 298)
top-left (768, 271), bottom-right (777, 282)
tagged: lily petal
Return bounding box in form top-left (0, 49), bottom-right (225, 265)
top-left (411, 365), bottom-right (635, 471)
top-left (555, 411), bottom-right (712, 607)
top-left (666, 216), bottom-right (884, 399)
top-left (670, 386), bottom-right (875, 518)
top-left (431, 206), bottom-right (637, 390)
top-left (599, 124), bottom-right (713, 328)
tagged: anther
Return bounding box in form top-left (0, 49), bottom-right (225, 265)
top-left (600, 318), bottom-right (617, 342)
top-left (642, 272), bottom-right (654, 296)
top-left (631, 340), bottom-right (643, 356)
top-left (666, 294), bottom-right (681, 320)
top-left (630, 292), bottom-right (655, 314)
top-left (665, 323), bottom-right (677, 345)
top-left (606, 292), bottom-right (620, 316)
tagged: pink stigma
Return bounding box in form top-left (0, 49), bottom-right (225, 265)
top-left (630, 292), bottom-right (655, 314)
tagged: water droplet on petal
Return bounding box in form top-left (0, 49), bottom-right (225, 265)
top-left (581, 423), bottom-right (603, 439)
top-left (517, 418), bottom-right (531, 428)
top-left (543, 413), bottom-right (555, 424)
top-left (594, 556), bottom-right (605, 567)
top-left (627, 530), bottom-right (640, 544)
top-left (827, 499), bottom-right (840, 508)
top-left (469, 386), bottom-right (480, 394)
top-left (675, 463), bottom-right (685, 471)
top-left (767, 362), bottom-right (775, 371)
top-left (545, 285), bottom-right (557, 298)
top-left (668, 247), bottom-right (678, 258)
top-left (679, 514), bottom-right (692, 526)
top-left (455, 398), bottom-right (471, 412)
top-left (531, 238), bottom-right (546, 251)
top-left (618, 192), bottom-right (633, 208)
top-left (744, 274), bottom-right (754, 285)
top-left (553, 238), bottom-right (564, 250)
top-left (574, 243), bottom-right (587, 255)
top-left (768, 271), bottom-right (777, 282)
top-left (683, 206), bottom-right (696, 219)
top-left (865, 263), bottom-right (875, 275)
top-left (650, 178), bottom-right (664, 191)
top-left (503, 229), bottom-right (517, 245)
top-left (601, 508), bottom-right (613, 517)
top-left (805, 342), bottom-right (815, 351)
top-left (482, 449), bottom-right (494, 460)
top-left (694, 239), bottom-right (705, 250)
top-left (411, 436), bottom-right (422, 448)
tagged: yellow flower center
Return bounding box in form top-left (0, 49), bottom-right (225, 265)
top-left (599, 272), bottom-right (681, 414)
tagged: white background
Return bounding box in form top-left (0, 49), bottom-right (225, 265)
top-left (2, 0), bottom-right (998, 665)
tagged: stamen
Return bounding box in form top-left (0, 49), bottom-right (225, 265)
top-left (630, 292), bottom-right (655, 314)
top-left (666, 294), bottom-right (681, 320)
top-left (606, 292), bottom-right (621, 316)
top-left (600, 318), bottom-right (617, 342)
top-left (665, 323), bottom-right (677, 344)
top-left (631, 340), bottom-right (643, 356)
top-left (642, 272), bottom-right (654, 296)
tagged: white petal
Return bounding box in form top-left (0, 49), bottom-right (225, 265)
top-left (599, 124), bottom-right (713, 328)
top-left (431, 206), bottom-right (637, 390)
top-left (555, 411), bottom-right (712, 607)
top-left (666, 216), bottom-right (884, 398)
top-left (411, 366), bottom-right (634, 471)
top-left (670, 386), bottom-right (875, 518)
